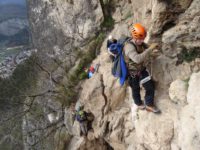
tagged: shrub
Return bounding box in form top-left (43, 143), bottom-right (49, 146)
top-left (177, 47), bottom-right (200, 64)
top-left (61, 33), bottom-right (106, 106)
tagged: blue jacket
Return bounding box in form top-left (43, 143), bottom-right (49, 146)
top-left (88, 71), bottom-right (94, 78)
top-left (109, 43), bottom-right (127, 86)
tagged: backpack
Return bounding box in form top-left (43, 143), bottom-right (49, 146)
top-left (107, 36), bottom-right (132, 86)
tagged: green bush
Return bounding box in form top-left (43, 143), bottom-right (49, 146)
top-left (182, 49), bottom-right (200, 62)
top-left (79, 72), bottom-right (88, 80)
top-left (177, 47), bottom-right (200, 64)
top-left (101, 16), bottom-right (115, 29)
top-left (72, 33), bottom-right (105, 81)
top-left (100, 0), bottom-right (115, 30)
top-left (61, 33), bottom-right (106, 106)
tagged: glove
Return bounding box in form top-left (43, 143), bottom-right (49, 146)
top-left (148, 43), bottom-right (159, 51)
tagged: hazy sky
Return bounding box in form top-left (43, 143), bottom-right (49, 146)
top-left (0, 0), bottom-right (26, 5)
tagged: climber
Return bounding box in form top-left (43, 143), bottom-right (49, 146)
top-left (75, 105), bottom-right (88, 136)
top-left (88, 66), bottom-right (95, 78)
top-left (88, 63), bottom-right (100, 78)
top-left (123, 23), bottom-right (161, 113)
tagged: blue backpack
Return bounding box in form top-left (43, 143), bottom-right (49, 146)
top-left (107, 37), bottom-right (131, 86)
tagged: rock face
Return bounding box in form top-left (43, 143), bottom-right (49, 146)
top-left (20, 0), bottom-right (104, 149)
top-left (178, 72), bottom-right (200, 150)
top-left (4, 0), bottom-right (200, 149)
top-left (67, 0), bottom-right (200, 150)
top-left (27, 0), bottom-right (103, 65)
top-left (169, 79), bottom-right (187, 105)
top-left (131, 0), bottom-right (192, 36)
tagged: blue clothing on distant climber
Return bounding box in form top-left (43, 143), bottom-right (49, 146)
top-left (88, 71), bottom-right (94, 78)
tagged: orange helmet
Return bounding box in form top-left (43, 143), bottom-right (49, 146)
top-left (131, 23), bottom-right (147, 40)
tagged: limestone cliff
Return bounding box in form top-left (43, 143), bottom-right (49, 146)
top-left (22, 0), bottom-right (104, 149)
top-left (1, 0), bottom-right (200, 150)
top-left (65, 0), bottom-right (200, 150)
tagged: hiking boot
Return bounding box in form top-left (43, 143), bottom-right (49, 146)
top-left (137, 104), bottom-right (146, 110)
top-left (145, 105), bottom-right (161, 113)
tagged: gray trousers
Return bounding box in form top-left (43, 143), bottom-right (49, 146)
top-left (80, 121), bottom-right (88, 135)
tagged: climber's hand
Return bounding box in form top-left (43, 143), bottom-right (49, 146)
top-left (149, 43), bottom-right (159, 50)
